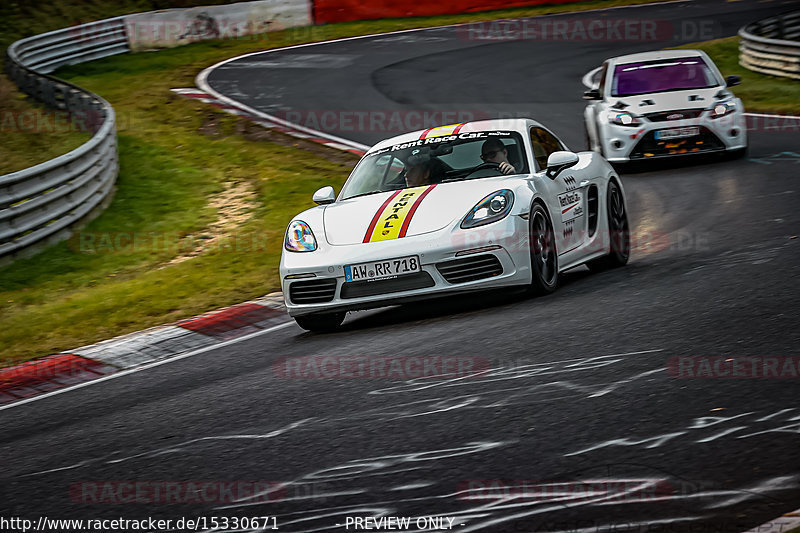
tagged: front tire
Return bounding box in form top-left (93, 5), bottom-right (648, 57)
top-left (528, 203), bottom-right (559, 295)
top-left (587, 180), bottom-right (630, 272)
top-left (294, 312), bottom-right (345, 332)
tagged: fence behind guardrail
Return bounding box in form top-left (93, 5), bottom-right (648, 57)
top-left (739, 10), bottom-right (800, 80)
top-left (1, 18), bottom-right (128, 263)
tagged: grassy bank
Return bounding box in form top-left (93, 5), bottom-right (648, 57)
top-left (677, 37), bottom-right (800, 115)
top-left (0, 0), bottom-right (704, 366)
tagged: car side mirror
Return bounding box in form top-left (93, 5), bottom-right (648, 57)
top-left (546, 151), bottom-right (579, 179)
top-left (583, 88), bottom-right (601, 100)
top-left (726, 75), bottom-right (741, 87)
top-left (312, 186), bottom-right (336, 205)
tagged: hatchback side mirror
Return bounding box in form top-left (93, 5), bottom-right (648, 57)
top-left (583, 88), bottom-right (601, 100)
top-left (546, 151), bottom-right (579, 179)
top-left (726, 75), bottom-right (741, 87)
top-left (312, 186), bottom-right (335, 205)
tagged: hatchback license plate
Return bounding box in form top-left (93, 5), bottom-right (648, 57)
top-left (655, 127), bottom-right (699, 140)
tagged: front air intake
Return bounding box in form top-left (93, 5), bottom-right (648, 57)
top-left (289, 278), bottom-right (337, 304)
top-left (436, 254), bottom-right (503, 284)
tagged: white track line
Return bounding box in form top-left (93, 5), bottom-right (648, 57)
top-left (0, 321), bottom-right (294, 412)
top-left (744, 112), bottom-right (800, 120)
top-left (743, 507), bottom-right (800, 533)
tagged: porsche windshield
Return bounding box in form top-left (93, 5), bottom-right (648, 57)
top-left (339, 131), bottom-right (528, 200)
top-left (611, 57), bottom-right (719, 97)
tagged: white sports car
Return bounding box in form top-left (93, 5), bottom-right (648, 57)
top-left (582, 50), bottom-right (747, 162)
top-left (280, 119), bottom-right (630, 331)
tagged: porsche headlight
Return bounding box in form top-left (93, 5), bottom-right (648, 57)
top-left (608, 111), bottom-right (641, 127)
top-left (284, 220), bottom-right (317, 252)
top-left (711, 100), bottom-right (736, 118)
top-left (461, 190), bottom-right (514, 229)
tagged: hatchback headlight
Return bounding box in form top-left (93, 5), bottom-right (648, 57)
top-left (608, 111), bottom-right (641, 127)
top-left (461, 190), bottom-right (514, 229)
top-left (284, 220), bottom-right (317, 252)
top-left (711, 100), bottom-right (736, 118)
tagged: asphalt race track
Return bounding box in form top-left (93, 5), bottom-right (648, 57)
top-left (3, 0), bottom-right (800, 531)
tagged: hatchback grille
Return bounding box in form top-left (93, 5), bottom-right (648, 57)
top-left (340, 272), bottom-right (435, 299)
top-left (644, 108), bottom-right (705, 122)
top-left (436, 254), bottom-right (503, 284)
top-left (289, 278), bottom-right (337, 304)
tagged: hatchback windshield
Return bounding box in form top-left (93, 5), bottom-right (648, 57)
top-left (611, 57), bottom-right (719, 97)
top-left (339, 131), bottom-right (528, 200)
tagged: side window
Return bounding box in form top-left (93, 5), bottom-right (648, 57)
top-left (365, 155), bottom-right (404, 190)
top-left (598, 61), bottom-right (609, 94)
top-left (530, 127), bottom-right (564, 171)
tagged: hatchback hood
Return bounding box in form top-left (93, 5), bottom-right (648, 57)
top-left (609, 87), bottom-right (724, 114)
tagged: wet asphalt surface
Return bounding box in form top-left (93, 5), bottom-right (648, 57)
top-left (2, 0), bottom-right (800, 531)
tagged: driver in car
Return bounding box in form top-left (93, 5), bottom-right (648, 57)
top-left (481, 138), bottom-right (516, 175)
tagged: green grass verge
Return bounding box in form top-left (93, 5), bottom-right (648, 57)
top-left (676, 37), bottom-right (800, 115)
top-left (0, 0), bottom-right (698, 367)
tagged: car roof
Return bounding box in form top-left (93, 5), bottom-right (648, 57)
top-left (609, 49), bottom-right (707, 66)
top-left (367, 118), bottom-right (539, 154)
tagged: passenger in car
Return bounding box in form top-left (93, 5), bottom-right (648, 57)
top-left (405, 161), bottom-right (430, 187)
top-left (404, 157), bottom-right (450, 187)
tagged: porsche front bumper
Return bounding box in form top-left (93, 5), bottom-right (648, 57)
top-left (280, 215), bottom-right (532, 317)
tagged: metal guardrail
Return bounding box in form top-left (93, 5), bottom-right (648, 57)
top-left (1, 18), bottom-right (129, 262)
top-left (739, 10), bottom-right (800, 80)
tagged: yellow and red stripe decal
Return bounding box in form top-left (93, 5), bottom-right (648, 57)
top-left (419, 122), bottom-right (467, 140)
top-left (363, 185), bottom-right (437, 243)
